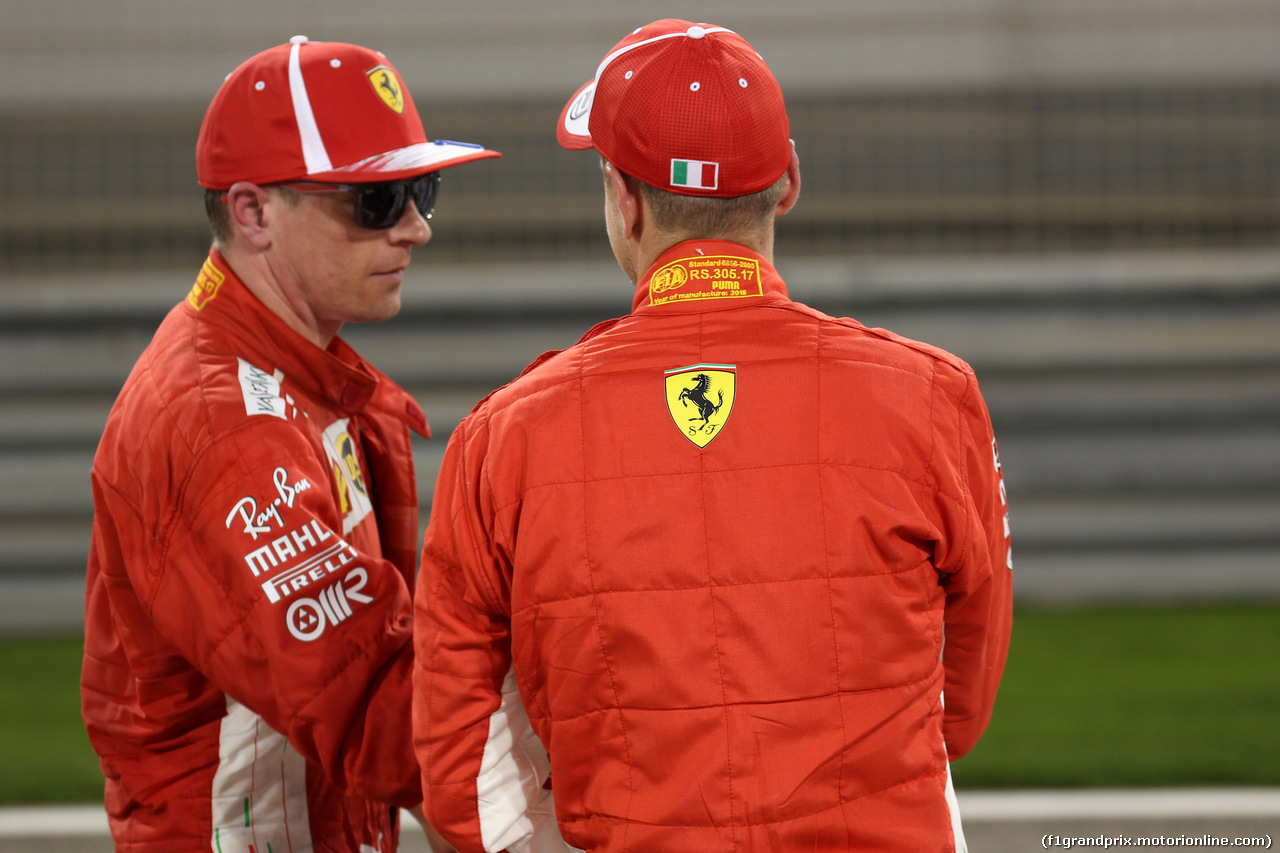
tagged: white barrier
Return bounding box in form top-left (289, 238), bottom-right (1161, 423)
top-left (4, 791), bottom-right (1280, 838)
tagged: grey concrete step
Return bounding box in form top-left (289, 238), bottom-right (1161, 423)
top-left (6, 543), bottom-right (1277, 634)
top-left (5, 249), bottom-right (1280, 322)
top-left (2, 251), bottom-right (1277, 630)
top-left (2, 408), bottom-right (1271, 526)
top-left (3, 299), bottom-right (1277, 399)
top-left (4, 481), bottom-right (1276, 582)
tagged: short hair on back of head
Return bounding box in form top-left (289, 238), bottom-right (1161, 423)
top-left (636, 173), bottom-right (788, 244)
top-left (204, 185), bottom-right (303, 246)
top-left (204, 189), bottom-right (232, 244)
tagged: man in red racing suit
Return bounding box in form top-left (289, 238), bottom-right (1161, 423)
top-left (411, 20), bottom-right (1012, 853)
top-left (81, 36), bottom-right (498, 851)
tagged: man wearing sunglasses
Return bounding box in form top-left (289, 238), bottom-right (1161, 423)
top-left (81, 36), bottom-right (497, 852)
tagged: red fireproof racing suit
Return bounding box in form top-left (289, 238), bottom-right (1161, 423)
top-left (413, 240), bottom-right (1014, 852)
top-left (82, 250), bottom-right (428, 852)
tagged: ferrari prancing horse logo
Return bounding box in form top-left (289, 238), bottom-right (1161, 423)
top-left (367, 65), bottom-right (405, 114)
top-left (664, 364), bottom-right (736, 447)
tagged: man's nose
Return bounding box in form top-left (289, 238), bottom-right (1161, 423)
top-left (391, 201), bottom-right (432, 246)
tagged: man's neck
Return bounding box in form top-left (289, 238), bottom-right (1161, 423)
top-left (216, 244), bottom-right (338, 349)
top-left (632, 229), bottom-right (773, 283)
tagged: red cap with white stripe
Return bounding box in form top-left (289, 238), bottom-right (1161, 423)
top-left (557, 20), bottom-right (790, 198)
top-left (197, 35), bottom-right (499, 189)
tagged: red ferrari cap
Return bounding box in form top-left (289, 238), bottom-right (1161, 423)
top-left (557, 19), bottom-right (790, 198)
top-left (197, 35), bottom-right (500, 189)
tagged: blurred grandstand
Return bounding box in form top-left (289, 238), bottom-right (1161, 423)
top-left (1, 0), bottom-right (1278, 632)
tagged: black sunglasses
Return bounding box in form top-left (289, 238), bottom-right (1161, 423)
top-left (275, 172), bottom-right (441, 230)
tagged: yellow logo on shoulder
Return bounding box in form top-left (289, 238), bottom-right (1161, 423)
top-left (367, 65), bottom-right (405, 114)
top-left (664, 364), bottom-right (736, 448)
top-left (187, 258), bottom-right (225, 311)
top-left (648, 255), bottom-right (762, 307)
top-left (322, 419), bottom-right (373, 534)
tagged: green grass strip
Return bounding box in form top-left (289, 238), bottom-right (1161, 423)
top-left (0, 635), bottom-right (102, 803)
top-left (1, 603), bottom-right (1277, 804)
top-left (953, 603), bottom-right (1280, 789)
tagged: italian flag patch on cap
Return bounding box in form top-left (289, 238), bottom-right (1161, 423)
top-left (671, 159), bottom-right (719, 191)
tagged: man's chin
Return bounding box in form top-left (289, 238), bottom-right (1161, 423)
top-left (348, 292), bottom-right (403, 325)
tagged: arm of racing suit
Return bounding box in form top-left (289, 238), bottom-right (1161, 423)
top-left (136, 417), bottom-right (421, 806)
top-left (412, 414), bottom-right (569, 853)
top-left (933, 369), bottom-right (1014, 760)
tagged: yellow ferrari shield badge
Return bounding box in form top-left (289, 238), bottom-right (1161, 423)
top-left (664, 364), bottom-right (736, 447)
top-left (367, 65), bottom-right (405, 114)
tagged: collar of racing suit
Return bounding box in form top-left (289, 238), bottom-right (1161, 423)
top-left (631, 239), bottom-right (790, 314)
top-left (185, 249), bottom-right (427, 436)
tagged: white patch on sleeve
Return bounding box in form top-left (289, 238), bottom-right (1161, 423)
top-left (946, 759), bottom-right (968, 852)
top-left (210, 696), bottom-right (312, 852)
top-left (237, 358), bottom-right (287, 420)
top-left (477, 666), bottom-right (583, 853)
top-left (941, 691), bottom-right (969, 853)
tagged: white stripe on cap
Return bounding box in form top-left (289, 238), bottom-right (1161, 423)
top-left (287, 35), bottom-right (333, 175)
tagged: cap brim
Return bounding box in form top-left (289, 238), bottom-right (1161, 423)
top-left (557, 79), bottom-right (597, 150)
top-left (310, 140), bottom-right (502, 183)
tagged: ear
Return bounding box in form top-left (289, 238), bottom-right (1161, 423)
top-left (603, 159), bottom-right (644, 241)
top-left (224, 181), bottom-right (275, 250)
top-left (774, 141), bottom-right (801, 217)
